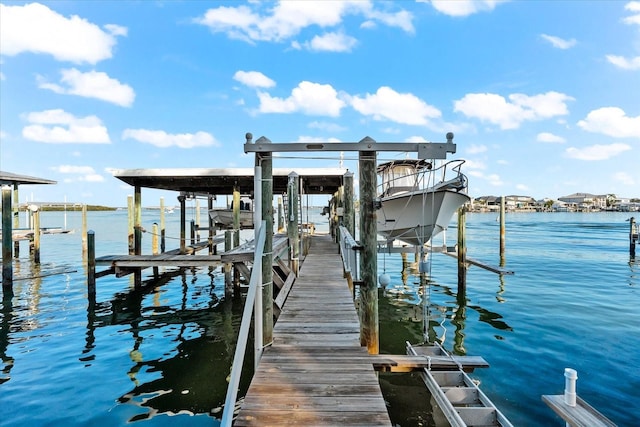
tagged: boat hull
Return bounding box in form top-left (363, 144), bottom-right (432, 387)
top-left (377, 189), bottom-right (470, 246)
top-left (208, 209), bottom-right (253, 229)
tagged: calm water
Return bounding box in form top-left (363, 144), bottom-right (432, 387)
top-left (1, 210), bottom-right (638, 426)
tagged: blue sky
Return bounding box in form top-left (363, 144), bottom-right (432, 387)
top-left (1, 0), bottom-right (639, 207)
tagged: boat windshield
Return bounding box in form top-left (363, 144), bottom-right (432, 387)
top-left (381, 164), bottom-right (419, 195)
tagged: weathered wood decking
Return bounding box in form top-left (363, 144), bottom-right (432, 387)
top-left (235, 234), bottom-right (392, 426)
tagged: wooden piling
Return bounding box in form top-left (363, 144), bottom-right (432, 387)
top-left (499, 195), bottom-right (506, 266)
top-left (190, 220), bottom-right (196, 246)
top-left (457, 206), bottom-right (467, 293)
top-left (224, 230), bottom-right (233, 296)
top-left (160, 197), bottom-right (166, 253)
top-left (359, 138), bottom-right (379, 354)
top-left (630, 217), bottom-right (637, 258)
top-left (343, 170), bottom-right (355, 238)
top-left (287, 172), bottom-right (299, 276)
top-left (12, 184), bottom-right (19, 258)
top-left (152, 223), bottom-right (159, 255)
top-left (127, 195), bottom-right (134, 255)
top-left (178, 194), bottom-right (186, 254)
top-left (2, 185), bottom-right (12, 289)
top-left (195, 199), bottom-right (201, 242)
top-left (258, 136), bottom-right (274, 346)
top-left (134, 186), bottom-right (142, 287)
top-left (277, 196), bottom-right (284, 233)
top-left (82, 204), bottom-right (88, 257)
top-left (87, 230), bottom-right (96, 295)
top-left (32, 206), bottom-right (41, 264)
top-left (233, 186), bottom-right (240, 248)
top-left (208, 195), bottom-right (215, 255)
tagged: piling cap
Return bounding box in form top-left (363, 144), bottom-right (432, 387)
top-left (564, 368), bottom-right (578, 379)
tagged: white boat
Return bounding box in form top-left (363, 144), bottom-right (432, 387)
top-left (209, 197), bottom-right (253, 229)
top-left (377, 159), bottom-right (470, 246)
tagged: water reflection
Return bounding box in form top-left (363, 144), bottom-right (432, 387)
top-left (83, 266), bottom-right (248, 422)
top-left (1, 291), bottom-right (14, 384)
top-left (380, 256), bottom-right (513, 357)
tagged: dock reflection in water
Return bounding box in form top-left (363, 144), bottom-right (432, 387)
top-left (82, 267), bottom-right (252, 422)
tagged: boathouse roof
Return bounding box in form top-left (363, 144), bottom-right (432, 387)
top-left (0, 171), bottom-right (57, 186)
top-left (112, 167), bottom-right (348, 195)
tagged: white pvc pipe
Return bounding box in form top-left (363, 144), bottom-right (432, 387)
top-left (564, 368), bottom-right (577, 407)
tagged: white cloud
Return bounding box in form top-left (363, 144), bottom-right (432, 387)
top-left (540, 34), bottom-right (577, 49)
top-left (565, 143), bottom-right (631, 160)
top-left (577, 107), bottom-right (640, 138)
top-left (613, 171), bottom-right (636, 185)
top-left (233, 70), bottom-right (276, 88)
top-left (257, 81), bottom-right (346, 116)
top-left (605, 55), bottom-right (640, 70)
top-left (623, 1), bottom-right (640, 26)
top-left (426, 0), bottom-right (505, 17)
top-left (296, 135), bottom-right (342, 143)
top-left (51, 165), bottom-right (105, 182)
top-left (350, 86), bottom-right (441, 125)
top-left (537, 132), bottom-right (566, 143)
top-left (38, 68), bottom-right (135, 107)
top-left (466, 144), bottom-right (488, 154)
top-left (22, 109), bottom-right (110, 144)
top-left (405, 136), bottom-right (428, 142)
top-left (122, 129), bottom-right (220, 148)
top-left (0, 3), bottom-right (125, 64)
top-left (454, 91), bottom-right (574, 129)
top-left (516, 184), bottom-right (529, 191)
top-left (104, 24), bottom-right (128, 37)
top-left (308, 121), bottom-right (347, 132)
top-left (194, 1), bottom-right (413, 45)
top-left (304, 31), bottom-right (358, 52)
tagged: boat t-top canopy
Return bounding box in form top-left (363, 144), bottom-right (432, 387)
top-left (112, 167), bottom-right (348, 195)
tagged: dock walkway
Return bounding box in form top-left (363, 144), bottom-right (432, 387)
top-left (235, 234), bottom-right (392, 426)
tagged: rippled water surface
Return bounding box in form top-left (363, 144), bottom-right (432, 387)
top-left (1, 210), bottom-right (638, 426)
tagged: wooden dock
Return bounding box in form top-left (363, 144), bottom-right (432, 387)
top-left (235, 234), bottom-right (392, 426)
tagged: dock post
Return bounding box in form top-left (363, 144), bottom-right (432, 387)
top-left (287, 172), bottom-right (299, 276)
top-left (31, 205), bottom-right (41, 264)
top-left (195, 199), bottom-right (201, 242)
top-left (457, 206), bottom-right (467, 293)
top-left (257, 136), bottom-right (274, 347)
top-left (178, 194), bottom-right (186, 254)
top-left (152, 223), bottom-right (159, 255)
top-left (499, 195), bottom-right (506, 266)
top-left (253, 157), bottom-right (264, 362)
top-left (224, 230), bottom-right (232, 296)
top-left (134, 186), bottom-right (142, 287)
top-left (82, 204), bottom-right (88, 257)
top-left (160, 197), bottom-right (166, 253)
top-left (12, 184), bottom-right (19, 258)
top-left (127, 195), bottom-right (134, 255)
top-left (87, 230), bottom-right (96, 296)
top-left (190, 220), bottom-right (196, 246)
top-left (630, 217), bottom-right (637, 258)
top-left (233, 186), bottom-right (240, 247)
top-left (344, 170), bottom-right (355, 238)
top-left (2, 185), bottom-right (13, 290)
top-left (359, 137), bottom-right (379, 354)
top-left (208, 195), bottom-right (215, 255)
top-left (277, 196), bottom-right (284, 233)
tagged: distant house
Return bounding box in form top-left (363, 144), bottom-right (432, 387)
top-left (558, 193), bottom-right (614, 211)
top-left (473, 195), bottom-right (536, 211)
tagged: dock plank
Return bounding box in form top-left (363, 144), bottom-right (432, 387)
top-left (235, 234), bottom-right (391, 426)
